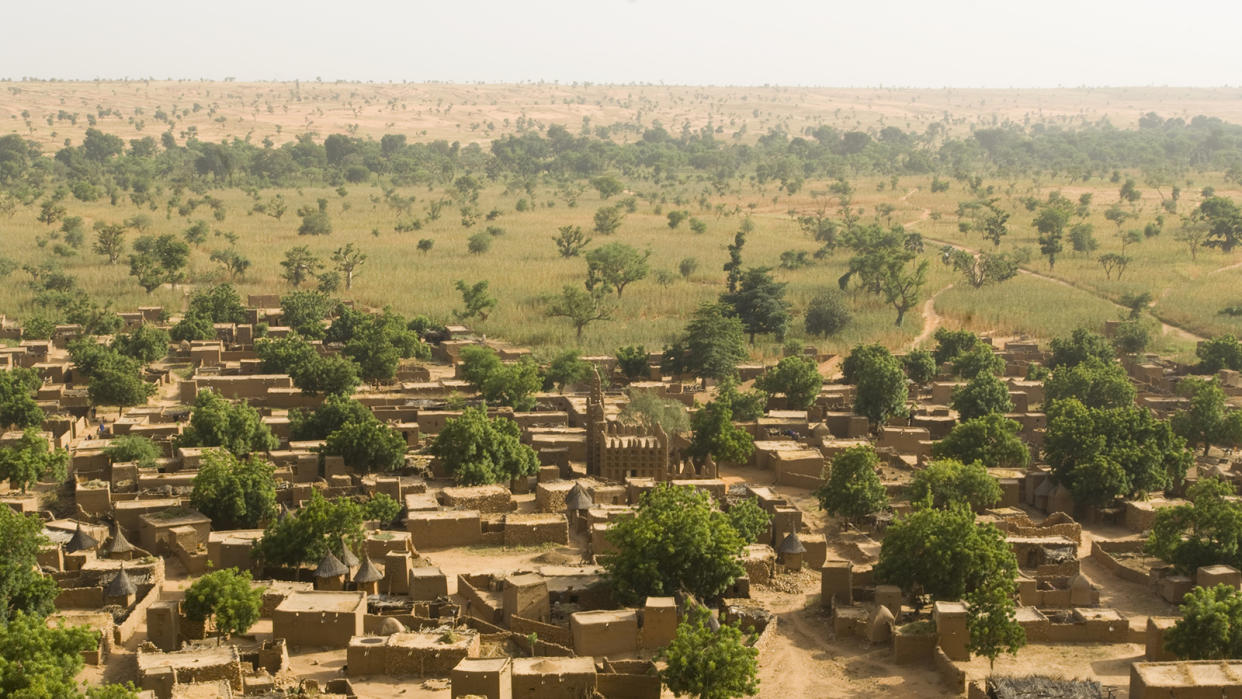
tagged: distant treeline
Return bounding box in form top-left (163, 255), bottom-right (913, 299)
top-left (2, 112), bottom-right (1241, 197)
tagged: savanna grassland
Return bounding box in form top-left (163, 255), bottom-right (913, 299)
top-left (2, 81), bottom-right (1242, 360)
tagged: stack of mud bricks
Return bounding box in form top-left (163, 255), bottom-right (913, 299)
top-left (821, 560), bottom-right (852, 608)
top-left (933, 601), bottom-right (969, 661)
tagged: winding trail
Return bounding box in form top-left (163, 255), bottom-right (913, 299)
top-left (897, 202), bottom-right (1206, 344)
top-left (909, 283), bottom-right (953, 350)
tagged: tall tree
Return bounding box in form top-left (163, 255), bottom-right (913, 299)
top-left (183, 568), bottom-right (264, 642)
top-left (1172, 378), bottom-right (1242, 456)
top-left (815, 445), bottom-right (889, 523)
top-left (190, 449), bottom-right (277, 530)
top-left (0, 506), bottom-right (58, 620)
top-left (661, 604), bottom-right (760, 699)
top-left (546, 286), bottom-right (613, 341)
top-left (755, 355), bottom-right (822, 410)
top-left (330, 243), bottom-right (366, 290)
top-left (585, 242), bottom-right (649, 299)
top-left (429, 406), bottom-right (538, 485)
top-left (0, 428), bottom-right (68, 493)
top-left (280, 246), bottom-right (322, 288)
top-left (720, 267), bottom-right (790, 343)
top-left (454, 279), bottom-right (497, 322)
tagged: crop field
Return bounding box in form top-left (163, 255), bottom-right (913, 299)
top-left (1, 82), bottom-right (1241, 360)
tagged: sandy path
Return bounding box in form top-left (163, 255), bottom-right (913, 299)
top-left (910, 284), bottom-right (953, 350)
top-left (902, 206), bottom-right (1206, 343)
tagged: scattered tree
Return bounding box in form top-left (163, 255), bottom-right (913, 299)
top-left (176, 390), bottom-right (278, 456)
top-left (280, 246), bottom-right (322, 287)
top-left (454, 279), bottom-right (497, 322)
top-left (553, 225), bottom-right (591, 257)
top-left (804, 288), bottom-right (851, 337)
top-left (1172, 378), bottom-right (1242, 456)
top-left (932, 414), bottom-right (1030, 469)
top-left (907, 458), bottom-right (1001, 510)
top-left (546, 286), bottom-right (613, 341)
top-left (330, 243), bottom-right (366, 290)
top-left (183, 568), bottom-right (264, 642)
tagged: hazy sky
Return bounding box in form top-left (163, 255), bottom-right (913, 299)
top-left (5, 0), bottom-right (1239, 87)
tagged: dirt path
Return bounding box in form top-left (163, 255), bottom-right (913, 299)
top-left (910, 283), bottom-right (953, 350)
top-left (902, 206), bottom-right (1206, 343)
top-left (1210, 258), bottom-right (1242, 275)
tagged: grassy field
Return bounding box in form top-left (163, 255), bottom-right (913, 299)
top-left (3, 82), bottom-right (1242, 360)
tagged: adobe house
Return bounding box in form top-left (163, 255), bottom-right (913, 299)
top-left (272, 590), bottom-right (366, 648)
top-left (346, 628), bottom-right (481, 677)
top-left (570, 609), bottom-right (639, 657)
top-left (452, 657), bottom-right (512, 699)
top-left (1129, 660), bottom-right (1242, 697)
top-left (511, 656), bottom-right (598, 698)
top-left (136, 644), bottom-right (244, 699)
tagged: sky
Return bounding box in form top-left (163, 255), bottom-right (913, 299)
top-left (4, 0), bottom-right (1240, 87)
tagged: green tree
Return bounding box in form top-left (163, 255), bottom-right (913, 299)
top-left (176, 390), bottom-right (278, 457)
top-left (593, 205), bottom-right (624, 235)
top-left (0, 507), bottom-right (58, 620)
top-left (553, 225), bottom-right (591, 257)
top-left (966, 580), bottom-right (1026, 670)
top-left (110, 323), bottom-right (169, 363)
top-left (850, 346), bottom-right (908, 428)
top-left (0, 367), bottom-right (44, 429)
top-left (619, 389), bottom-right (690, 435)
top-left (459, 345), bottom-right (542, 411)
top-left (903, 349), bottom-right (937, 386)
top-left (362, 493), bottom-right (402, 524)
top-left (951, 371), bottom-right (1013, 421)
top-left (0, 428), bottom-right (68, 493)
top-left (329, 243), bottom-right (366, 290)
top-left (255, 335), bottom-right (317, 375)
top-left (720, 267), bottom-right (790, 343)
top-left (1148, 478), bottom-right (1242, 575)
top-left (297, 199), bottom-right (333, 236)
top-left (1198, 335), bottom-right (1242, 373)
top-left (255, 490), bottom-right (365, 567)
top-left (804, 288), bottom-right (851, 337)
top-left (280, 245), bottom-right (322, 287)
top-left (170, 313), bottom-right (215, 342)
top-left (210, 248), bottom-right (251, 280)
top-left (1044, 359), bottom-right (1137, 409)
top-left (1165, 584), bottom-right (1242, 660)
top-left (882, 257), bottom-right (929, 326)
top-left (544, 349), bottom-right (593, 391)
top-left (814, 445), bottom-right (889, 523)
top-left (92, 222), bottom-right (126, 264)
top-left (129, 233), bottom-right (189, 292)
top-left (289, 394), bottom-right (375, 441)
top-left (664, 304), bottom-right (749, 382)
top-left (1048, 328), bottom-right (1114, 369)
top-left (755, 356), bottom-right (821, 410)
top-left (467, 230), bottom-right (492, 254)
top-left (1197, 195), bottom-right (1242, 252)
top-left (1173, 378), bottom-right (1242, 455)
top-left (429, 407), bottom-right (538, 485)
top-left (585, 242), bottom-right (650, 298)
top-left (615, 345), bottom-right (649, 382)
top-left (546, 285), bottom-right (613, 341)
top-left (1034, 202), bottom-right (1071, 270)
top-left (726, 498), bottom-right (772, 545)
top-left (661, 603), bottom-right (760, 699)
top-left (183, 568), bottom-right (264, 641)
top-left (686, 401), bottom-right (755, 467)
top-left (591, 175), bottom-right (623, 199)
top-left (874, 504), bottom-right (1019, 602)
top-left (714, 378), bottom-right (767, 422)
top-left (603, 484), bottom-right (746, 603)
top-left (454, 279), bottom-right (497, 322)
top-left (280, 290), bottom-right (334, 338)
top-left (932, 414), bottom-right (1030, 469)
top-left (183, 219), bottom-right (210, 246)
top-left (0, 611), bottom-right (136, 697)
top-left (323, 418), bottom-right (408, 473)
top-left (1045, 398), bottom-right (1191, 507)
top-left (933, 328), bottom-right (982, 366)
top-left (103, 434), bottom-right (160, 469)
top-left (907, 459), bottom-right (1001, 510)
top-left (952, 344), bottom-right (1004, 379)
top-left (190, 449), bottom-right (277, 530)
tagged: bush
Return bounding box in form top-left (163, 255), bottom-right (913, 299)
top-left (103, 435), bottom-right (160, 469)
top-left (805, 289), bottom-right (851, 337)
top-left (429, 407), bottom-right (538, 485)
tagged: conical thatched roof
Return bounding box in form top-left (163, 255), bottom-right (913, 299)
top-left (565, 483), bottom-right (593, 510)
top-left (339, 542), bottom-right (360, 568)
top-left (105, 566), bottom-right (137, 597)
top-left (65, 523), bottom-right (99, 553)
top-left (778, 531), bottom-right (806, 555)
top-left (353, 556), bottom-right (384, 584)
top-left (105, 523), bottom-right (136, 555)
top-left (315, 552), bottom-right (348, 578)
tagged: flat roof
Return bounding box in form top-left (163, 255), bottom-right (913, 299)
top-left (275, 590), bottom-right (365, 613)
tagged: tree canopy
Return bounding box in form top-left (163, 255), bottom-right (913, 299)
top-left (663, 303), bottom-right (749, 382)
top-left (176, 389), bottom-right (278, 456)
top-left (602, 484), bottom-right (746, 604)
top-left (931, 414), bottom-right (1030, 469)
top-left (755, 355), bottom-right (822, 410)
top-left (814, 445), bottom-right (889, 523)
top-left (1148, 477), bottom-right (1242, 575)
top-left (183, 568), bottom-right (264, 641)
top-left (686, 401), bottom-right (755, 467)
top-left (190, 449), bottom-right (277, 530)
top-left (0, 506), bottom-right (58, 621)
top-left (429, 407), bottom-right (539, 486)
top-left (1165, 584), bottom-right (1242, 660)
top-left (255, 490), bottom-right (365, 568)
top-left (951, 370), bottom-right (1013, 421)
top-left (661, 603), bottom-right (760, 699)
top-left (1172, 378), bottom-right (1242, 456)
top-left (906, 458), bottom-right (1002, 511)
top-left (0, 428), bottom-right (68, 493)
